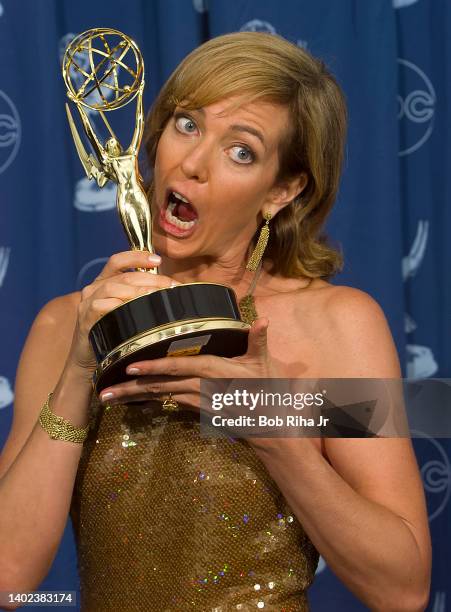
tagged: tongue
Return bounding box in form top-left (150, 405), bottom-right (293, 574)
top-left (175, 202), bottom-right (197, 222)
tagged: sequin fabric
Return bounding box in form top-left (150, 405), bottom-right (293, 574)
top-left (70, 398), bottom-right (319, 611)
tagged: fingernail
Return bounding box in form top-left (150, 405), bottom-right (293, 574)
top-left (148, 254), bottom-right (161, 263)
top-left (170, 280), bottom-right (181, 287)
top-left (127, 367), bottom-right (141, 374)
top-left (101, 392), bottom-right (114, 402)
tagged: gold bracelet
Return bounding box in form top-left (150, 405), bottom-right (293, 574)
top-left (38, 392), bottom-right (89, 444)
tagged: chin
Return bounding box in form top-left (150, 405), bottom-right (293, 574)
top-left (152, 231), bottom-right (201, 260)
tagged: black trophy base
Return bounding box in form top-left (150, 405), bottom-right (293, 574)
top-left (89, 283), bottom-right (250, 394)
top-left (92, 318), bottom-right (249, 392)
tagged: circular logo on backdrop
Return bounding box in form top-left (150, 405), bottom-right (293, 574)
top-left (393, 0), bottom-right (419, 8)
top-left (239, 19), bottom-right (307, 49)
top-left (412, 430), bottom-right (451, 522)
top-left (192, 0), bottom-right (208, 12)
top-left (397, 58), bottom-right (435, 156)
top-left (0, 246), bottom-right (10, 287)
top-left (0, 376), bottom-right (14, 409)
top-left (76, 257), bottom-right (109, 289)
top-left (74, 176), bottom-right (116, 212)
top-left (0, 90), bottom-right (21, 174)
top-left (314, 555), bottom-right (327, 576)
top-left (240, 19), bottom-right (277, 35)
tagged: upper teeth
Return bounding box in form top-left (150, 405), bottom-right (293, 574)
top-left (172, 191), bottom-right (189, 203)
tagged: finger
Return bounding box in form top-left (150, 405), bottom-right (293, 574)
top-left (82, 282), bottom-right (154, 305)
top-left (124, 354), bottom-right (228, 378)
top-left (99, 376), bottom-right (200, 403)
top-left (118, 271), bottom-right (181, 289)
top-left (80, 286), bottom-right (173, 331)
top-left (81, 297), bottom-right (127, 329)
top-left (92, 272), bottom-right (177, 298)
top-left (96, 250), bottom-right (162, 281)
top-left (81, 273), bottom-right (181, 301)
top-left (93, 284), bottom-right (163, 304)
top-left (245, 317), bottom-right (269, 359)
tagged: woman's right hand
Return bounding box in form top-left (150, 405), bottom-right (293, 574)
top-left (64, 250), bottom-right (177, 383)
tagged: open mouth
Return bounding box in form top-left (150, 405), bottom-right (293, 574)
top-left (163, 190), bottom-right (199, 231)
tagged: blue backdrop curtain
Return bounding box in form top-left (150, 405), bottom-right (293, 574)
top-left (0, 1), bottom-right (449, 610)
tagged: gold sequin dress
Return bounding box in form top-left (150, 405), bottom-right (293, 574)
top-left (70, 396), bottom-right (319, 612)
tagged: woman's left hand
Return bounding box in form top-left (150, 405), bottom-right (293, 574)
top-left (99, 318), bottom-right (279, 411)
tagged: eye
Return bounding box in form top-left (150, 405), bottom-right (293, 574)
top-left (174, 114), bottom-right (198, 134)
top-left (229, 145), bottom-right (255, 165)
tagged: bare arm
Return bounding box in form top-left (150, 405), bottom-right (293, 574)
top-left (252, 288), bottom-right (431, 612)
top-left (0, 294), bottom-right (94, 601)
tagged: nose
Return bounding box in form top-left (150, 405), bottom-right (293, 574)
top-left (180, 140), bottom-right (210, 183)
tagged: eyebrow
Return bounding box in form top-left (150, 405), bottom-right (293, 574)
top-left (188, 107), bottom-right (266, 148)
top-left (229, 124), bottom-right (266, 148)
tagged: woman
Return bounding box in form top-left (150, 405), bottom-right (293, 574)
top-left (0, 33), bottom-right (431, 611)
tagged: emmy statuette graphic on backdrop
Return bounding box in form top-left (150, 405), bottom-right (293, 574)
top-left (62, 28), bottom-right (250, 393)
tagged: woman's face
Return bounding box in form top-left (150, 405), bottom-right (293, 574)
top-left (152, 96), bottom-right (290, 265)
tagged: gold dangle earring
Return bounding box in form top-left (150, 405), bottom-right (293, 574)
top-left (239, 212), bottom-right (272, 325)
top-left (245, 211), bottom-right (272, 272)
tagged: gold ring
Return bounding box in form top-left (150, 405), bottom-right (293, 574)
top-left (161, 393), bottom-right (179, 413)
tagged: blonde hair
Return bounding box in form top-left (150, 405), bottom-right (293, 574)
top-left (144, 32), bottom-right (347, 279)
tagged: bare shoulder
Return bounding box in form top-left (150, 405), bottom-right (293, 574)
top-left (16, 291), bottom-right (82, 387)
top-left (47, 292), bottom-right (80, 324)
top-left (36, 290), bottom-right (81, 321)
top-left (301, 282), bottom-right (401, 377)
top-left (323, 284), bottom-right (392, 333)
top-left (16, 290), bottom-right (81, 395)
top-left (20, 291), bottom-right (81, 369)
top-left (305, 280), bottom-right (386, 315)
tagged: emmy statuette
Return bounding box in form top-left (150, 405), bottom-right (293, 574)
top-left (62, 28), bottom-right (250, 394)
